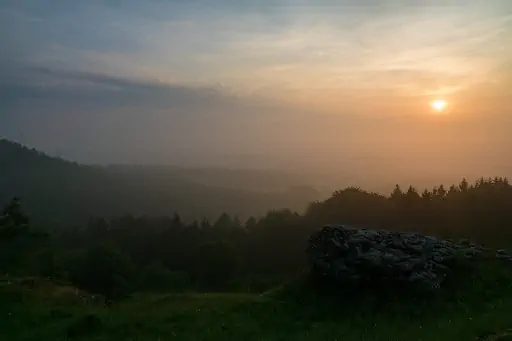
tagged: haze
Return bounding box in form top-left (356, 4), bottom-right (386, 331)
top-left (1, 0), bottom-right (511, 191)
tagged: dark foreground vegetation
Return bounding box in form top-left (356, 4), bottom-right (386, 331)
top-left (2, 172), bottom-right (512, 339)
top-left (2, 264), bottom-right (512, 341)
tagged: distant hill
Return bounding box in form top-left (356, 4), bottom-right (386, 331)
top-left (0, 139), bottom-right (320, 228)
top-left (105, 165), bottom-right (308, 192)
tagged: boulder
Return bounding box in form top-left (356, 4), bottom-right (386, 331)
top-left (306, 224), bottom-right (512, 290)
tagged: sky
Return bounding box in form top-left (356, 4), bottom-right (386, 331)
top-left (1, 0), bottom-right (511, 182)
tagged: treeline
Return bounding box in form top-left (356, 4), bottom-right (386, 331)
top-left (306, 177), bottom-right (512, 243)
top-left (2, 177), bottom-right (512, 301)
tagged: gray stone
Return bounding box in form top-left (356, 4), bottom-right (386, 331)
top-left (306, 224), bottom-right (512, 290)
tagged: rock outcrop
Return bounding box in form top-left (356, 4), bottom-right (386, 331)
top-left (307, 224), bottom-right (512, 290)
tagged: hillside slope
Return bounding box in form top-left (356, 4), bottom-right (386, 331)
top-left (0, 139), bottom-right (319, 227)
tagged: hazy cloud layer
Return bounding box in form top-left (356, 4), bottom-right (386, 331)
top-left (1, 0), bottom-right (511, 176)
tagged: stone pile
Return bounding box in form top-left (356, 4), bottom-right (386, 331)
top-left (306, 224), bottom-right (512, 290)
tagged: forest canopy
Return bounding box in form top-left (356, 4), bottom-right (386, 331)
top-left (2, 175), bottom-right (512, 298)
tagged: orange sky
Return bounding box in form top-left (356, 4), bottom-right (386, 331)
top-left (1, 1), bottom-right (511, 182)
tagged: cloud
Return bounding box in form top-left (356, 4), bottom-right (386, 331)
top-left (1, 0), bottom-right (511, 166)
top-left (0, 64), bottom-right (325, 164)
top-left (0, 66), bottom-right (233, 111)
top-left (2, 0), bottom-right (510, 96)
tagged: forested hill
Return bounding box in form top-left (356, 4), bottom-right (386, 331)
top-left (0, 139), bottom-right (319, 227)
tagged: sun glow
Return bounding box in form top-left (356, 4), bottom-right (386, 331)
top-left (430, 99), bottom-right (448, 113)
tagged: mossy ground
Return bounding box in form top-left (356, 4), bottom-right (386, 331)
top-left (1, 261), bottom-right (512, 341)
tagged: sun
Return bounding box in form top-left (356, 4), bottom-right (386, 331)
top-left (430, 99), bottom-right (448, 113)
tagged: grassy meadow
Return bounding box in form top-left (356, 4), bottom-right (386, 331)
top-left (2, 260), bottom-right (512, 341)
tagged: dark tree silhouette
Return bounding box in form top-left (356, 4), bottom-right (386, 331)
top-left (0, 197), bottom-right (29, 239)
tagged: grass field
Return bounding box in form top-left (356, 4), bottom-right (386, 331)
top-left (2, 261), bottom-right (512, 341)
